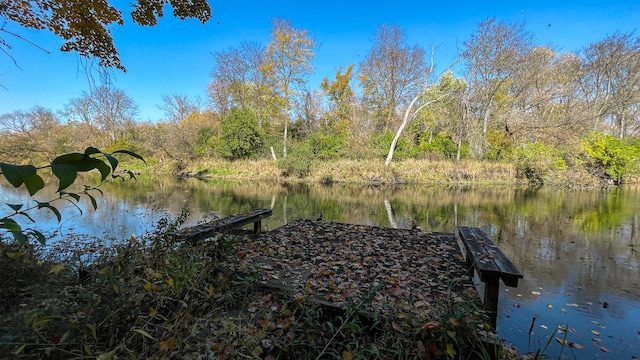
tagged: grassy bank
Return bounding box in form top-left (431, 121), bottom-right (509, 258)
top-left (145, 158), bottom-right (605, 189)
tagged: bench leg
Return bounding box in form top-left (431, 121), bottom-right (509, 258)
top-left (253, 220), bottom-right (262, 236)
top-left (483, 278), bottom-right (500, 328)
top-left (466, 257), bottom-right (475, 277)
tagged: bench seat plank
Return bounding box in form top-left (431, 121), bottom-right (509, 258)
top-left (172, 208), bottom-right (273, 242)
top-left (458, 226), bottom-right (523, 286)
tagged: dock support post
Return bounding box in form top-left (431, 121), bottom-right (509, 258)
top-left (484, 277), bottom-right (500, 328)
top-left (253, 220), bottom-right (262, 236)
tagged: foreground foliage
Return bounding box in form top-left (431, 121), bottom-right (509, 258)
top-left (0, 214), bottom-right (522, 359)
top-left (0, 147), bottom-right (145, 245)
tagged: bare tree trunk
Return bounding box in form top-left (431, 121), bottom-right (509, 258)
top-left (385, 96), bottom-right (420, 166)
top-left (384, 47), bottom-right (456, 167)
top-left (283, 122), bottom-right (288, 158)
top-left (456, 123), bottom-right (463, 162)
top-left (482, 100), bottom-right (492, 136)
top-left (385, 96), bottom-right (446, 166)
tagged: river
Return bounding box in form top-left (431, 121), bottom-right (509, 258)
top-left (1, 176), bottom-right (639, 358)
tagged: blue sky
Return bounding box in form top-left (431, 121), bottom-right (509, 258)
top-left (1, 0), bottom-right (639, 122)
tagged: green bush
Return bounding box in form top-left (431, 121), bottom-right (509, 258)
top-left (514, 142), bottom-right (567, 186)
top-left (277, 141), bottom-right (313, 178)
top-left (306, 127), bottom-right (347, 160)
top-left (194, 126), bottom-right (217, 158)
top-left (582, 132), bottom-right (640, 185)
top-left (419, 131), bottom-right (466, 159)
top-left (484, 129), bottom-right (514, 161)
top-left (371, 131), bottom-right (419, 160)
top-left (216, 108), bottom-right (264, 160)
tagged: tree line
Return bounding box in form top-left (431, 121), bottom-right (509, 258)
top-left (2, 18), bottom-right (640, 184)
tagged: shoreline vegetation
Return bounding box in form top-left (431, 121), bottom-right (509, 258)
top-left (154, 158), bottom-right (626, 190)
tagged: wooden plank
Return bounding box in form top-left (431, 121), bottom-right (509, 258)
top-left (470, 228), bottom-right (523, 286)
top-left (458, 226), bottom-right (501, 281)
top-left (172, 208), bottom-right (273, 242)
top-left (458, 226), bottom-right (523, 287)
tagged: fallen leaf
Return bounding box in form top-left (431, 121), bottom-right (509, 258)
top-left (392, 322), bottom-right (404, 333)
top-left (446, 343), bottom-right (456, 356)
top-left (159, 337), bottom-right (177, 352)
top-left (49, 264), bottom-right (65, 274)
top-left (590, 339), bottom-right (610, 352)
top-left (568, 341), bottom-right (584, 349)
top-left (555, 337), bottom-right (569, 346)
top-left (422, 321), bottom-right (439, 331)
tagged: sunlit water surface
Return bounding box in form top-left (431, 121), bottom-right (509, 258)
top-left (1, 176), bottom-right (639, 358)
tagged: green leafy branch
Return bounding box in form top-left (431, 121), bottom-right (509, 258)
top-left (0, 147), bottom-right (145, 245)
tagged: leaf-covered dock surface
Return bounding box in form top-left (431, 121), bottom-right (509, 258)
top-left (232, 219), bottom-right (477, 316)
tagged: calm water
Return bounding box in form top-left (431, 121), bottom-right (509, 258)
top-left (1, 176), bottom-right (639, 358)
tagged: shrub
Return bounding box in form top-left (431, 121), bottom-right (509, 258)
top-left (484, 129), bottom-right (514, 161)
top-left (419, 131), bottom-right (464, 159)
top-left (582, 132), bottom-right (640, 185)
top-left (306, 127), bottom-right (347, 160)
top-left (216, 108), bottom-right (264, 159)
top-left (277, 141), bottom-right (313, 178)
top-left (371, 131), bottom-right (419, 160)
top-left (514, 142), bottom-right (567, 186)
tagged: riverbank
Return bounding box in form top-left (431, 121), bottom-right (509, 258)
top-left (0, 214), bottom-right (527, 359)
top-left (142, 158), bottom-right (612, 189)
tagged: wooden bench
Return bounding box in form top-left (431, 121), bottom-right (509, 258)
top-left (171, 208), bottom-right (273, 243)
top-left (457, 226), bottom-right (523, 327)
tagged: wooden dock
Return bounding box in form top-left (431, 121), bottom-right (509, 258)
top-left (175, 211), bottom-right (522, 326)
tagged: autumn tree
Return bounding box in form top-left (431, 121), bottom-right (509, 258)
top-left (158, 94), bottom-right (202, 123)
top-left (293, 90), bottom-right (324, 138)
top-left (413, 72), bottom-right (468, 161)
top-left (64, 86), bottom-right (138, 143)
top-left (0, 107), bottom-right (63, 163)
top-left (358, 24), bottom-right (427, 133)
top-left (462, 18), bottom-right (533, 157)
top-left (580, 32), bottom-right (640, 138)
top-left (264, 18), bottom-right (315, 158)
top-left (209, 41), bottom-right (279, 125)
top-left (0, 0), bottom-right (211, 72)
top-left (507, 47), bottom-right (585, 148)
top-left (321, 64), bottom-right (356, 127)
top-left (383, 47), bottom-right (460, 166)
